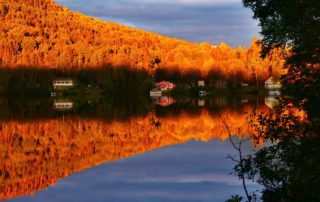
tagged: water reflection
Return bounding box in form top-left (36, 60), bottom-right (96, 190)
top-left (155, 96), bottom-right (176, 107)
top-left (0, 96), bottom-right (270, 201)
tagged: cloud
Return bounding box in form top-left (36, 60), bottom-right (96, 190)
top-left (130, 0), bottom-right (241, 5)
top-left (55, 0), bottom-right (260, 47)
top-left (58, 0), bottom-right (241, 6)
top-left (11, 140), bottom-right (260, 202)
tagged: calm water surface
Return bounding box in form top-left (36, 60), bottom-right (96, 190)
top-left (0, 95), bottom-right (273, 202)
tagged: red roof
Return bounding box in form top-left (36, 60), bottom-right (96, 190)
top-left (156, 81), bottom-right (175, 91)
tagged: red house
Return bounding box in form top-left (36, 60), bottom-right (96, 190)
top-left (156, 81), bottom-right (175, 91)
top-left (156, 96), bottom-right (176, 107)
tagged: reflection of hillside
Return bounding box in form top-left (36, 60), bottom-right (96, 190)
top-left (0, 96), bottom-right (265, 121)
top-left (0, 105), bottom-right (269, 200)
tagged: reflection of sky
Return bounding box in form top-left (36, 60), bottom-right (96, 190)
top-left (55, 0), bottom-right (260, 47)
top-left (10, 138), bottom-right (260, 202)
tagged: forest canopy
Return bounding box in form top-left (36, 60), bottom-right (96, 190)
top-left (0, 0), bottom-right (285, 83)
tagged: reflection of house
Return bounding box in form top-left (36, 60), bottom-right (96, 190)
top-left (54, 100), bottom-right (74, 111)
top-left (198, 99), bottom-right (205, 107)
top-left (53, 78), bottom-right (74, 89)
top-left (268, 90), bottom-right (281, 96)
top-left (265, 76), bottom-right (281, 90)
top-left (156, 96), bottom-right (175, 107)
top-left (156, 81), bottom-right (175, 91)
top-left (265, 96), bottom-right (279, 109)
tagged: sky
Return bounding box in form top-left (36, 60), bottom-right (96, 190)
top-left (55, 0), bottom-right (260, 47)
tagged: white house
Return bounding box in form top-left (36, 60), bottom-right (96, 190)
top-left (265, 76), bottom-right (281, 90)
top-left (198, 80), bottom-right (205, 87)
top-left (53, 78), bottom-right (74, 89)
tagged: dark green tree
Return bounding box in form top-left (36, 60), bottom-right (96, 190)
top-left (226, 1), bottom-right (320, 201)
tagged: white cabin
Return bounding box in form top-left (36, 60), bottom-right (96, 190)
top-left (53, 79), bottom-right (74, 89)
top-left (265, 76), bottom-right (281, 90)
top-left (198, 80), bottom-right (205, 87)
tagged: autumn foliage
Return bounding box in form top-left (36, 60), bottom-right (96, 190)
top-left (0, 0), bottom-right (285, 82)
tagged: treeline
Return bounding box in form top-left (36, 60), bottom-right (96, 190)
top-left (0, 66), bottom-right (152, 97)
top-left (0, 0), bottom-right (285, 82)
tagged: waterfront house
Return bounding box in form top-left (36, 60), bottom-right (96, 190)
top-left (265, 76), bottom-right (281, 90)
top-left (156, 81), bottom-right (175, 91)
top-left (53, 78), bottom-right (74, 89)
top-left (198, 80), bottom-right (205, 87)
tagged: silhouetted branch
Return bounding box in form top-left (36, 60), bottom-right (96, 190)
top-left (219, 113), bottom-right (252, 202)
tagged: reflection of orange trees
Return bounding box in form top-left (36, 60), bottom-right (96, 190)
top-left (0, 106), bottom-right (269, 200)
top-left (0, 0), bottom-right (285, 81)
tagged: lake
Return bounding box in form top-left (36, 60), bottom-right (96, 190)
top-left (0, 95), bottom-right (274, 202)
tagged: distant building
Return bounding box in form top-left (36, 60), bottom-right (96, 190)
top-left (156, 96), bottom-right (175, 107)
top-left (199, 90), bottom-right (207, 97)
top-left (53, 78), bottom-right (74, 89)
top-left (54, 100), bottom-right (74, 111)
top-left (156, 81), bottom-right (175, 91)
top-left (150, 88), bottom-right (162, 97)
top-left (265, 76), bottom-right (281, 90)
top-left (241, 82), bottom-right (249, 87)
top-left (198, 80), bottom-right (205, 87)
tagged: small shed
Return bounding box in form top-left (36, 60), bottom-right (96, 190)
top-left (156, 81), bottom-right (175, 91)
top-left (198, 80), bottom-right (205, 87)
top-left (150, 88), bottom-right (162, 97)
top-left (53, 78), bottom-right (74, 89)
top-left (265, 76), bottom-right (281, 90)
